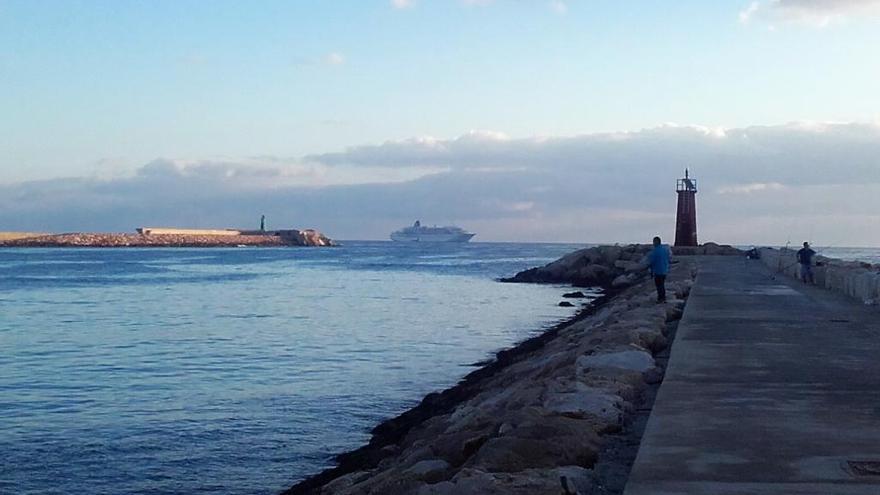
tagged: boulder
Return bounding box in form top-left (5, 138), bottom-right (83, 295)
top-left (558, 301), bottom-right (575, 307)
top-left (404, 459), bottom-right (452, 483)
top-left (467, 436), bottom-right (597, 473)
top-left (542, 386), bottom-right (624, 424)
top-left (574, 264), bottom-right (616, 286)
top-left (417, 467), bottom-right (593, 495)
top-left (320, 470), bottom-right (373, 493)
top-left (501, 244), bottom-right (652, 287)
top-left (614, 259), bottom-right (644, 272)
top-left (576, 349), bottom-right (655, 374)
top-left (562, 291), bottom-right (587, 298)
top-left (611, 273), bottom-right (640, 288)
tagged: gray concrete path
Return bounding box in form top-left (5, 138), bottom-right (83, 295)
top-left (624, 256), bottom-right (880, 494)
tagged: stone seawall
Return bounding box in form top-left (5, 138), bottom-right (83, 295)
top-left (284, 258), bottom-right (696, 495)
top-left (759, 247), bottom-right (880, 305)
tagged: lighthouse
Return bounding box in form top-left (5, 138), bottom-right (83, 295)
top-left (674, 169), bottom-right (698, 247)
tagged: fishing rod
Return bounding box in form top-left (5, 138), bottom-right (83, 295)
top-left (776, 239), bottom-right (837, 275)
top-left (776, 240), bottom-right (797, 273)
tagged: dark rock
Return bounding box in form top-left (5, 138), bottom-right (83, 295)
top-left (562, 291), bottom-right (587, 298)
top-left (642, 367), bottom-right (665, 385)
top-left (558, 301), bottom-right (575, 307)
top-left (501, 244), bottom-right (651, 288)
top-left (467, 434), bottom-right (599, 473)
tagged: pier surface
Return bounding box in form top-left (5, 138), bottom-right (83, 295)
top-left (625, 256), bottom-right (880, 494)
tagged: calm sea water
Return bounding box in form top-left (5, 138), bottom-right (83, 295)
top-left (0, 241), bottom-right (590, 495)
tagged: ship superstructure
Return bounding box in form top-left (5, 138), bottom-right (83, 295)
top-left (390, 221), bottom-right (475, 242)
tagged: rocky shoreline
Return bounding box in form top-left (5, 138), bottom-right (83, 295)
top-left (282, 244), bottom-right (721, 495)
top-left (0, 230), bottom-right (334, 248)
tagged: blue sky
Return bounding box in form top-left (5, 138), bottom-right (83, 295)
top-left (1, 0), bottom-right (880, 243)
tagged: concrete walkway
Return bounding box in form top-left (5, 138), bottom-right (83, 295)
top-left (624, 256), bottom-right (880, 494)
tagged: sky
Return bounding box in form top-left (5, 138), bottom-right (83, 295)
top-left (1, 0), bottom-right (880, 245)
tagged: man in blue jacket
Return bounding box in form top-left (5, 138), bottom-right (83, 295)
top-left (796, 241), bottom-right (816, 284)
top-left (647, 236), bottom-right (672, 303)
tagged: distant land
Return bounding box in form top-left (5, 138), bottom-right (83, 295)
top-left (0, 227), bottom-right (335, 248)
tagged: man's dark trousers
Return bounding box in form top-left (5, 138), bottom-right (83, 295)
top-left (654, 275), bottom-right (667, 302)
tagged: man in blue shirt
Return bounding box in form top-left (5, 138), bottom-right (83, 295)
top-left (647, 236), bottom-right (672, 303)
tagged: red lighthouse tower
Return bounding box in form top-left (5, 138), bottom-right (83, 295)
top-left (674, 169), bottom-right (698, 247)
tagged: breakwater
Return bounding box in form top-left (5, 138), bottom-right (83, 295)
top-left (0, 229), bottom-right (334, 247)
top-left (283, 244), bottom-right (724, 495)
top-left (624, 255), bottom-right (880, 494)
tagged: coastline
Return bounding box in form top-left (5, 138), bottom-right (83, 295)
top-left (283, 246), bottom-right (700, 495)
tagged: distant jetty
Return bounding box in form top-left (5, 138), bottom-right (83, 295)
top-left (0, 227), bottom-right (335, 248)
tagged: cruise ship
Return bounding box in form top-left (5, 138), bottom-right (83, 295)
top-left (390, 221), bottom-right (475, 243)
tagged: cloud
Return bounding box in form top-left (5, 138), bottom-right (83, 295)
top-left (739, 0), bottom-right (880, 26)
top-left (307, 122), bottom-right (880, 188)
top-left (3, 122), bottom-right (880, 245)
top-left (391, 0), bottom-right (415, 9)
top-left (323, 52), bottom-right (346, 66)
top-left (739, 2), bottom-right (760, 23)
top-left (550, 1), bottom-right (568, 14)
top-left (717, 182), bottom-right (786, 194)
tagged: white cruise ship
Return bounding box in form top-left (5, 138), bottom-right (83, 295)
top-left (390, 221), bottom-right (475, 243)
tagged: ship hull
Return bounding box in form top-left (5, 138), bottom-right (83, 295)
top-left (390, 232), bottom-right (475, 242)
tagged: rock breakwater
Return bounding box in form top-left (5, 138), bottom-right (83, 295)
top-left (501, 242), bottom-right (741, 287)
top-left (0, 229), bottom-right (335, 248)
top-left (284, 254), bottom-right (696, 495)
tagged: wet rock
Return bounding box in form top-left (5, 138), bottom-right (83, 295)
top-left (558, 301), bottom-right (575, 307)
top-left (562, 291), bottom-right (587, 298)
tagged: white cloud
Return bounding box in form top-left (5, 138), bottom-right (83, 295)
top-left (391, 0), bottom-right (415, 9)
top-left (550, 1), bottom-right (568, 14)
top-left (323, 52), bottom-right (345, 66)
top-left (740, 0), bottom-right (880, 26)
top-left (306, 122), bottom-right (880, 188)
top-left (717, 182), bottom-right (786, 194)
top-left (739, 2), bottom-right (760, 23)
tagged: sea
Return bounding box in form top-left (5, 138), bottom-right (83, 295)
top-left (0, 241), bottom-right (593, 495)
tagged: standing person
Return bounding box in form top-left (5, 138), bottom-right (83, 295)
top-left (797, 241), bottom-right (816, 284)
top-left (647, 236), bottom-right (671, 303)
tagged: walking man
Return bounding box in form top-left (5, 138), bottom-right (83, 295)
top-left (647, 236), bottom-right (671, 303)
top-left (797, 241), bottom-right (816, 284)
